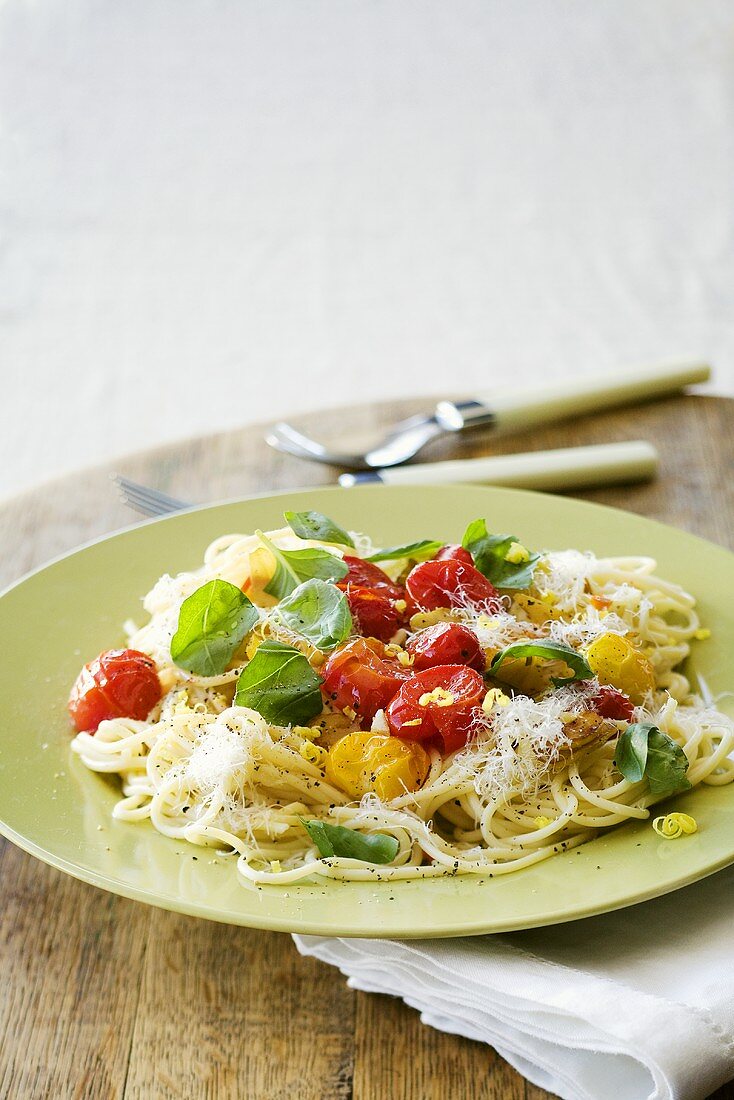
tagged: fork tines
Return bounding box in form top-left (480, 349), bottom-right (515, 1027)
top-left (112, 475), bottom-right (189, 517)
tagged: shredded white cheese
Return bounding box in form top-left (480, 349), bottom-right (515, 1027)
top-left (535, 550), bottom-right (594, 611)
top-left (457, 687), bottom-right (592, 799)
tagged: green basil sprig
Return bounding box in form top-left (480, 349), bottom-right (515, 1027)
top-left (274, 578), bottom-right (352, 651)
top-left (170, 579), bottom-right (259, 676)
top-left (256, 530), bottom-right (348, 600)
top-left (366, 539), bottom-right (442, 564)
top-left (462, 518), bottom-right (539, 589)
top-left (284, 509), bottom-right (355, 548)
top-left (489, 639), bottom-right (593, 683)
top-left (614, 723), bottom-right (691, 797)
top-left (301, 819), bottom-right (399, 864)
top-left (234, 640), bottom-right (323, 725)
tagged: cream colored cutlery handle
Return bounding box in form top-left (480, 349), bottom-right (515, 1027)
top-left (341, 441), bottom-right (658, 490)
top-left (438, 359), bottom-right (710, 432)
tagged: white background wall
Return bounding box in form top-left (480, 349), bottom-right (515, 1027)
top-left (1, 1), bottom-right (732, 499)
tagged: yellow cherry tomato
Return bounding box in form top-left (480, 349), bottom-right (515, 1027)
top-left (325, 732), bottom-right (430, 802)
top-left (585, 633), bottom-right (655, 703)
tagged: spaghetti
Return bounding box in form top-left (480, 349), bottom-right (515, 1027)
top-left (70, 519), bottom-right (734, 886)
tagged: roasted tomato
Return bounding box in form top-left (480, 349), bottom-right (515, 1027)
top-left (590, 685), bottom-right (634, 721)
top-left (434, 544), bottom-right (474, 567)
top-left (406, 558), bottom-right (501, 612)
top-left (321, 638), bottom-right (409, 725)
top-left (585, 633), bottom-right (655, 704)
top-left (342, 584), bottom-right (401, 642)
top-left (386, 664), bottom-right (485, 753)
top-left (340, 556), bottom-right (403, 598)
top-left (325, 732), bottom-right (430, 802)
top-left (68, 648), bottom-right (162, 733)
top-left (406, 621), bottom-right (485, 672)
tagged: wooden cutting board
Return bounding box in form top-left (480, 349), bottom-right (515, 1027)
top-left (0, 393), bottom-right (732, 1099)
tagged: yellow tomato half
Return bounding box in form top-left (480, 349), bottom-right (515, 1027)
top-left (585, 633), bottom-right (655, 703)
top-left (325, 732), bottom-right (430, 803)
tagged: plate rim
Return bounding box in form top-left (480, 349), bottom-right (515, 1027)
top-left (1, 482), bottom-right (733, 938)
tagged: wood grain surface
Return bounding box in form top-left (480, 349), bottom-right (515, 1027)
top-left (0, 394), bottom-right (732, 1100)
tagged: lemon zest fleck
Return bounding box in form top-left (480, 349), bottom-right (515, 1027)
top-left (534, 815), bottom-right (552, 828)
top-left (418, 687), bottom-right (455, 708)
top-left (694, 628), bottom-right (711, 641)
top-left (300, 742), bottom-right (328, 766)
top-left (506, 541), bottom-right (530, 564)
top-left (294, 725), bottom-right (319, 741)
top-left (172, 690), bottom-right (191, 714)
top-left (482, 688), bottom-right (511, 715)
top-left (652, 812), bottom-right (698, 839)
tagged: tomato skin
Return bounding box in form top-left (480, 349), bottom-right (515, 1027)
top-left (435, 544), bottom-right (474, 567)
top-left (68, 649), bottom-right (162, 733)
top-left (340, 556), bottom-right (403, 598)
top-left (322, 638), bottom-right (409, 726)
top-left (406, 558), bottom-right (502, 612)
top-left (342, 584), bottom-right (401, 642)
top-left (590, 685), bottom-right (634, 721)
top-left (386, 664), bottom-right (485, 753)
top-left (406, 622), bottom-right (485, 672)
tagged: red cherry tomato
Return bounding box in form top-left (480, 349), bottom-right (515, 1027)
top-left (322, 638), bottom-right (409, 725)
top-left (68, 648), bottom-right (162, 733)
top-left (406, 622), bottom-right (486, 672)
top-left (590, 685), bottom-right (634, 721)
top-left (340, 556), bottom-right (403, 598)
top-left (435, 544), bottom-right (474, 567)
top-left (386, 664), bottom-right (485, 753)
top-left (343, 584), bottom-right (401, 642)
top-left (405, 558), bottom-right (502, 612)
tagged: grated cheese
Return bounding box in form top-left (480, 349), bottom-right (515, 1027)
top-left (456, 687), bottom-right (589, 800)
top-left (549, 608), bottom-right (629, 649)
top-left (534, 550), bottom-right (594, 612)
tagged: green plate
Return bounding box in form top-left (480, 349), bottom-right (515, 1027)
top-left (0, 484), bottom-right (732, 938)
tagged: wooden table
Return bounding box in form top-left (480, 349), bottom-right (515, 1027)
top-left (1, 394), bottom-right (732, 1100)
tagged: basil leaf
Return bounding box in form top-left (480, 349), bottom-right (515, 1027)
top-left (461, 518), bottom-right (539, 589)
top-left (274, 578), bottom-right (352, 651)
top-left (366, 539), bottom-right (442, 563)
top-left (171, 579), bottom-right (259, 676)
top-left (647, 727), bottom-right (692, 796)
top-left (284, 509), bottom-right (355, 548)
top-left (301, 819), bottom-right (399, 864)
top-left (235, 640), bottom-right (323, 724)
top-left (613, 722), bottom-right (649, 782)
top-left (490, 639), bottom-right (593, 682)
top-left (256, 530), bottom-right (348, 600)
top-left (615, 723), bottom-right (691, 797)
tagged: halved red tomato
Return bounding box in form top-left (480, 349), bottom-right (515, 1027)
top-left (434, 544), bottom-right (474, 567)
top-left (321, 638), bottom-right (409, 725)
top-left (68, 648), bottom-right (162, 733)
top-left (342, 584), bottom-right (401, 642)
top-left (406, 558), bottom-right (502, 613)
top-left (406, 621), bottom-right (485, 672)
top-left (590, 685), bottom-right (634, 721)
top-left (386, 664), bottom-right (485, 753)
top-left (340, 556), bottom-right (403, 598)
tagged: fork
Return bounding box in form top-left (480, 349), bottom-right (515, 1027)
top-left (266, 359), bottom-right (710, 469)
top-left (112, 475), bottom-right (190, 516)
top-left (113, 437), bottom-right (659, 519)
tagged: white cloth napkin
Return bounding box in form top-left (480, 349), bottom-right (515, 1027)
top-left (294, 865), bottom-right (734, 1100)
